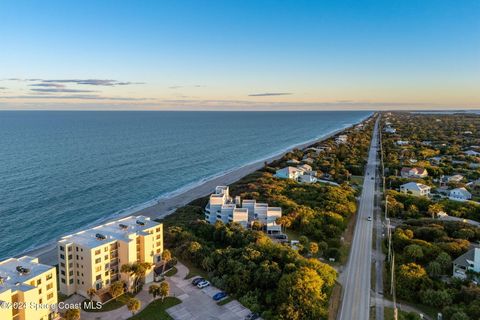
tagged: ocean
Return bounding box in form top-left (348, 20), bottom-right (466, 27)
top-left (0, 111), bottom-right (371, 259)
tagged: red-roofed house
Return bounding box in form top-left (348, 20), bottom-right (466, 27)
top-left (400, 167), bottom-right (428, 179)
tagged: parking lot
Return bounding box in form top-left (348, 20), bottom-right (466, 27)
top-left (165, 263), bottom-right (253, 320)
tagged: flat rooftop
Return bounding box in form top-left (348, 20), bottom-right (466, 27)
top-left (58, 215), bottom-right (160, 249)
top-left (0, 256), bottom-right (53, 294)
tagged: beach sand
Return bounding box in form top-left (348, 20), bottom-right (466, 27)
top-left (21, 122), bottom-right (365, 266)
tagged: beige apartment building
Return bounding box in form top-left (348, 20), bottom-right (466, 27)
top-left (0, 256), bottom-right (58, 320)
top-left (57, 215), bottom-right (163, 299)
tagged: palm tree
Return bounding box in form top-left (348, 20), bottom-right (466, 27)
top-left (161, 249), bottom-right (172, 275)
top-left (148, 284), bottom-right (160, 300)
top-left (64, 308), bottom-right (81, 320)
top-left (120, 263), bottom-right (134, 291)
top-left (160, 281), bottom-right (170, 302)
top-left (127, 298), bottom-right (141, 316)
top-left (86, 288), bottom-right (96, 302)
top-left (120, 262), bottom-right (151, 293)
top-left (109, 280), bottom-right (125, 301)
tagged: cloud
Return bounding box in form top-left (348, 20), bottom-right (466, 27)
top-left (29, 83), bottom-right (66, 88)
top-left (169, 84), bottom-right (205, 89)
top-left (248, 92), bottom-right (292, 97)
top-left (42, 79), bottom-right (143, 86)
top-left (0, 94), bottom-right (147, 101)
top-left (30, 88), bottom-right (96, 93)
top-left (5, 78), bottom-right (144, 86)
top-left (0, 87), bottom-right (6, 90)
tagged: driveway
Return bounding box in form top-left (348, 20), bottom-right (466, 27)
top-left (166, 262), bottom-right (252, 320)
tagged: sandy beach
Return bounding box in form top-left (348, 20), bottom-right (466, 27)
top-left (22, 119), bottom-right (368, 266)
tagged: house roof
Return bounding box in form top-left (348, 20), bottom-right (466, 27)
top-left (401, 167), bottom-right (427, 175)
top-left (454, 248), bottom-right (478, 268)
top-left (401, 182), bottom-right (430, 191)
top-left (450, 187), bottom-right (472, 197)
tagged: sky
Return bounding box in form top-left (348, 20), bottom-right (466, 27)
top-left (0, 0), bottom-right (479, 111)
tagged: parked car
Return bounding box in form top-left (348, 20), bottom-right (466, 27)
top-left (245, 313), bottom-right (260, 320)
top-left (367, 216), bottom-right (372, 221)
top-left (191, 277), bottom-right (205, 285)
top-left (197, 280), bottom-right (210, 289)
top-left (213, 291), bottom-right (227, 301)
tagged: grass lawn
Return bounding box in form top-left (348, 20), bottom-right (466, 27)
top-left (178, 258), bottom-right (208, 280)
top-left (164, 266), bottom-right (178, 277)
top-left (129, 297), bottom-right (181, 320)
top-left (217, 297), bottom-right (234, 306)
top-left (83, 293), bottom-right (134, 312)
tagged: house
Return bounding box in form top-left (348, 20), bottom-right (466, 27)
top-left (429, 156), bottom-right (443, 165)
top-left (443, 174), bottom-right (464, 184)
top-left (205, 186), bottom-right (233, 224)
top-left (449, 187), bottom-right (472, 201)
top-left (0, 256), bottom-right (58, 320)
top-left (299, 174), bottom-right (317, 184)
top-left (453, 247), bottom-right (480, 280)
top-left (286, 159), bottom-right (300, 165)
top-left (302, 157), bottom-right (314, 164)
top-left (400, 167), bottom-right (428, 179)
top-left (57, 215), bottom-right (163, 299)
top-left (464, 150), bottom-right (480, 156)
top-left (335, 135), bottom-right (348, 144)
top-left (400, 182), bottom-right (431, 197)
top-left (396, 140), bottom-right (409, 146)
top-left (275, 166), bottom-right (303, 180)
top-left (384, 126), bottom-right (396, 134)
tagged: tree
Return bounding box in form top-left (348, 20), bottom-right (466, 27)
top-left (428, 203), bottom-right (444, 219)
top-left (149, 284), bottom-right (160, 300)
top-left (201, 256), bottom-right (215, 272)
top-left (121, 262), bottom-right (152, 292)
top-left (160, 281), bottom-right (170, 302)
top-left (309, 242), bottom-right (319, 256)
top-left (162, 249), bottom-right (172, 275)
top-left (396, 263), bottom-right (431, 299)
top-left (450, 312), bottom-right (470, 320)
top-left (109, 280), bottom-right (125, 300)
top-left (435, 252), bottom-right (452, 274)
top-left (426, 261), bottom-right (442, 278)
top-left (127, 298), bottom-right (141, 316)
top-left (404, 244), bottom-right (424, 262)
top-left (86, 288), bottom-right (96, 301)
top-left (64, 308), bottom-right (81, 320)
top-left (277, 267), bottom-right (328, 320)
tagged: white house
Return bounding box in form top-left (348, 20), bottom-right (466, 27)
top-left (396, 140), bottom-right (409, 146)
top-left (453, 247), bottom-right (480, 280)
top-left (286, 159), bottom-right (301, 165)
top-left (299, 174), bottom-right (317, 184)
top-left (449, 188), bottom-right (472, 201)
top-left (442, 174), bottom-right (464, 184)
top-left (400, 182), bottom-right (431, 197)
top-left (275, 166), bottom-right (302, 180)
top-left (464, 150), bottom-right (480, 156)
top-left (384, 127), bottom-right (396, 134)
top-left (204, 186), bottom-right (233, 224)
top-left (335, 135), bottom-right (348, 144)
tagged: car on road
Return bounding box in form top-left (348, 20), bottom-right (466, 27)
top-left (367, 216), bottom-right (372, 221)
top-left (197, 280), bottom-right (210, 289)
top-left (191, 277), bottom-right (205, 285)
top-left (371, 176), bottom-right (374, 180)
top-left (213, 291), bottom-right (227, 301)
top-left (245, 313), bottom-right (260, 320)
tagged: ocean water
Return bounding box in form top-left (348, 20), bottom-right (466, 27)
top-left (0, 111), bottom-right (370, 259)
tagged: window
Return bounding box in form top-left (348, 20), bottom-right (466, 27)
top-left (68, 247), bottom-right (72, 252)
top-left (156, 227), bottom-right (161, 232)
top-left (38, 288), bottom-right (42, 294)
top-left (95, 258), bottom-right (101, 264)
top-left (39, 298), bottom-right (42, 304)
top-left (69, 271), bottom-right (73, 276)
top-left (47, 292), bottom-right (54, 300)
top-left (95, 266), bottom-right (102, 272)
top-left (61, 270), bottom-right (65, 276)
top-left (46, 283), bottom-right (53, 290)
top-left (104, 247), bottom-right (108, 252)
top-left (96, 275), bottom-right (101, 280)
top-left (60, 254), bottom-right (65, 260)
top-left (60, 246), bottom-right (64, 251)
top-left (61, 278), bottom-right (66, 284)
top-left (68, 255), bottom-right (72, 260)
top-left (60, 263), bottom-right (65, 268)
top-left (95, 249), bottom-right (101, 255)
top-left (156, 241), bottom-right (161, 247)
top-left (37, 279), bottom-right (42, 285)
top-left (46, 273), bottom-right (53, 281)
top-left (69, 279), bottom-right (74, 284)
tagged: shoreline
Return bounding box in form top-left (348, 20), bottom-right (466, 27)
top-left (22, 115), bottom-right (372, 266)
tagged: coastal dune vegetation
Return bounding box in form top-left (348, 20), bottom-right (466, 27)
top-left (158, 117), bottom-right (375, 319)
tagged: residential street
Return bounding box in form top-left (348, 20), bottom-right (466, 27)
top-left (338, 117), bottom-right (379, 320)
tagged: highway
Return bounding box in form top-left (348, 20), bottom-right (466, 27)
top-left (338, 117), bottom-right (379, 320)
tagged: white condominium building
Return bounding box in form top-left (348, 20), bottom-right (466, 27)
top-left (204, 186), bottom-right (282, 234)
top-left (0, 256), bottom-right (58, 320)
top-left (57, 215), bottom-right (163, 300)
